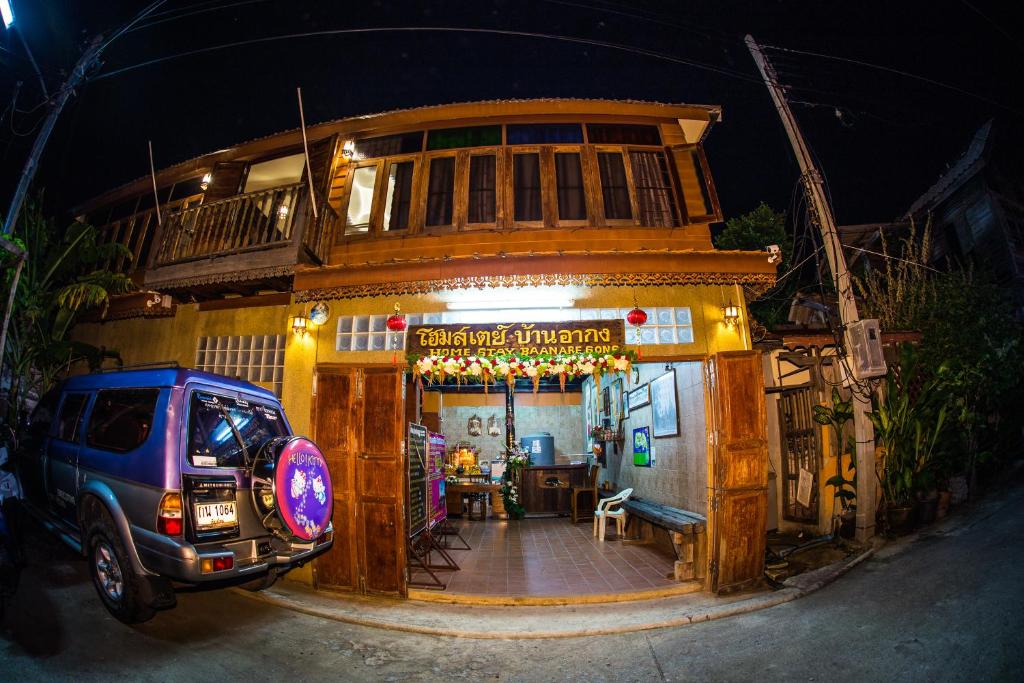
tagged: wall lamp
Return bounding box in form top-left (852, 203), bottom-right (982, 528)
top-left (341, 140), bottom-right (357, 160)
top-left (200, 172), bottom-right (212, 191)
top-left (291, 314), bottom-right (309, 336)
top-left (722, 304), bottom-right (741, 328)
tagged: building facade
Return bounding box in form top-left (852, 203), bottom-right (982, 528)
top-left (72, 99), bottom-right (777, 596)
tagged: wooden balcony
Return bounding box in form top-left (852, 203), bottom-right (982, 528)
top-left (143, 183), bottom-right (338, 297)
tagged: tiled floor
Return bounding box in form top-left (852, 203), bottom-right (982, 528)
top-left (410, 516), bottom-right (678, 596)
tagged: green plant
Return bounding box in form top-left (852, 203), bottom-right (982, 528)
top-left (1, 199), bottom-right (133, 425)
top-left (869, 344), bottom-right (949, 507)
top-left (813, 387), bottom-right (857, 515)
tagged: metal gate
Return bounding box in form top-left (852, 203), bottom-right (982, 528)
top-left (777, 385), bottom-right (820, 523)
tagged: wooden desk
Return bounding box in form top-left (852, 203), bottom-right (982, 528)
top-left (522, 464), bottom-right (588, 516)
top-left (445, 482), bottom-right (504, 518)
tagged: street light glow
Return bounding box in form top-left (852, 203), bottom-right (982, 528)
top-left (1, 0), bottom-right (14, 29)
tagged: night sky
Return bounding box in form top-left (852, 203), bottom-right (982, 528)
top-left (2, 1), bottom-right (1020, 227)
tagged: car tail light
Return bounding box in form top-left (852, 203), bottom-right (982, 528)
top-left (201, 556), bottom-right (234, 573)
top-left (157, 493), bottom-right (184, 536)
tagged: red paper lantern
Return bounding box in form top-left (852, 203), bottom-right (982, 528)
top-left (626, 307), bottom-right (648, 327)
top-left (386, 303), bottom-right (407, 332)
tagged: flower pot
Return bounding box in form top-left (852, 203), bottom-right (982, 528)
top-left (839, 510), bottom-right (856, 539)
top-left (886, 505), bottom-right (915, 534)
top-left (936, 491), bottom-right (952, 519)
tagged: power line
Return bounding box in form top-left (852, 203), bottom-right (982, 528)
top-left (91, 26), bottom-right (765, 84)
top-left (763, 42), bottom-right (1024, 118)
top-left (130, 0), bottom-right (273, 32)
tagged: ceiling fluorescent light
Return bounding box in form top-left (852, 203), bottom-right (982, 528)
top-left (446, 298), bottom-right (574, 311)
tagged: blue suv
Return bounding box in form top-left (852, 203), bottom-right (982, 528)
top-left (16, 366), bottom-right (334, 623)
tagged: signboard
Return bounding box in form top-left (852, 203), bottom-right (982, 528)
top-left (428, 431), bottom-right (447, 527)
top-left (408, 423), bottom-right (429, 537)
top-left (273, 437), bottom-right (333, 541)
top-left (407, 320), bottom-right (625, 357)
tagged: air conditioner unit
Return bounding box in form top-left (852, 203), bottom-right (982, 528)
top-left (845, 319), bottom-right (887, 380)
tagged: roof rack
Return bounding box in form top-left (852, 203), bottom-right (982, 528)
top-left (93, 361), bottom-right (181, 374)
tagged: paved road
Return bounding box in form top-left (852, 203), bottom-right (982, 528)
top-left (2, 486), bottom-right (1023, 682)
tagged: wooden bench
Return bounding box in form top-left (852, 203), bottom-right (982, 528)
top-left (621, 498), bottom-right (708, 584)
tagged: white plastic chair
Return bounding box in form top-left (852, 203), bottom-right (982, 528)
top-left (593, 488), bottom-right (633, 541)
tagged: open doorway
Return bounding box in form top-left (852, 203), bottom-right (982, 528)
top-left (407, 361), bottom-right (709, 600)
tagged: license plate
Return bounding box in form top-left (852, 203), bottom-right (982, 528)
top-left (195, 501), bottom-right (237, 529)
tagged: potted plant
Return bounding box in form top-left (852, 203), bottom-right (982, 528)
top-left (813, 387), bottom-right (857, 539)
top-left (869, 344), bottom-right (949, 534)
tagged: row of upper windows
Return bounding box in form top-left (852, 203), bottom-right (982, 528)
top-left (343, 146), bottom-right (681, 236)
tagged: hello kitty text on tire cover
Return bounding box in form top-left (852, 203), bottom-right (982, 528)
top-left (272, 437), bottom-right (333, 541)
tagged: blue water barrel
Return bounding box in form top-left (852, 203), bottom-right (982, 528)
top-left (520, 433), bottom-right (555, 466)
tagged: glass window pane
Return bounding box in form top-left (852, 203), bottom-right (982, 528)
top-left (677, 327), bottom-right (694, 344)
top-left (630, 151), bottom-right (679, 227)
top-left (427, 125), bottom-right (501, 151)
top-left (626, 328), bottom-right (640, 345)
top-left (338, 316), bottom-right (353, 333)
top-left (353, 316), bottom-right (369, 333)
top-left (86, 389), bottom-right (160, 454)
top-left (370, 333), bottom-right (387, 351)
top-left (336, 334), bottom-right (352, 351)
top-left (353, 335), bottom-right (369, 351)
top-left (640, 328), bottom-right (657, 344)
top-left (658, 328), bottom-right (676, 344)
top-left (598, 153), bottom-right (632, 220)
top-left (657, 308), bottom-right (673, 325)
top-left (586, 124), bottom-right (661, 145)
top-left (354, 132), bottom-right (423, 159)
top-left (555, 153), bottom-right (586, 221)
top-left (424, 312), bottom-right (443, 324)
top-left (369, 315), bottom-right (386, 332)
top-left (674, 307), bottom-right (692, 324)
top-left (57, 394), bottom-right (89, 442)
top-left (513, 154), bottom-right (542, 222)
top-left (467, 155), bottom-right (497, 223)
top-left (507, 124), bottom-right (583, 145)
top-left (187, 392), bottom-right (286, 468)
top-left (345, 166), bottom-right (377, 235)
top-left (383, 161), bottom-right (414, 231)
top-left (425, 157), bottom-right (455, 226)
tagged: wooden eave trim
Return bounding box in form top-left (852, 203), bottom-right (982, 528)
top-left (293, 249), bottom-right (776, 300)
top-left (76, 100), bottom-right (720, 216)
top-left (196, 292), bottom-right (292, 311)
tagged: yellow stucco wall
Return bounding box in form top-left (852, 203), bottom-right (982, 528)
top-left (72, 283), bottom-right (752, 439)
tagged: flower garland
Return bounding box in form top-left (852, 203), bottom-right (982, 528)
top-left (408, 350), bottom-right (636, 393)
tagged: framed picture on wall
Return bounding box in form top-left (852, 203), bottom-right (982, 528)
top-left (609, 377), bottom-right (624, 424)
top-left (632, 426), bottom-right (651, 467)
top-left (627, 383), bottom-right (650, 410)
top-left (651, 369), bottom-right (679, 438)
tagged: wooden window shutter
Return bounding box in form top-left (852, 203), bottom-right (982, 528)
top-left (303, 134), bottom-right (340, 199)
top-left (203, 161), bottom-right (248, 202)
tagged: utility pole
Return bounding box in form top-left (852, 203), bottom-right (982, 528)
top-left (746, 35), bottom-right (876, 541)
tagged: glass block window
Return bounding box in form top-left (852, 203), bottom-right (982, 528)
top-left (335, 308), bottom-right (693, 352)
top-left (195, 335), bottom-right (285, 396)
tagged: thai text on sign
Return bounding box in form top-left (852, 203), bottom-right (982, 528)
top-left (406, 320), bottom-right (626, 358)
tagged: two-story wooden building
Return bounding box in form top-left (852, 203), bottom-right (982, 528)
top-left (72, 99), bottom-right (777, 598)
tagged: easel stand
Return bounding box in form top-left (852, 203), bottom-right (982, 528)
top-left (432, 517), bottom-right (470, 550)
top-left (407, 528), bottom-right (461, 590)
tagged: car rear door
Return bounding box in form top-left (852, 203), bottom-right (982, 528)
top-left (47, 392), bottom-right (91, 525)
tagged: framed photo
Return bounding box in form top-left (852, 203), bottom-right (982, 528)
top-left (627, 383), bottom-right (650, 411)
top-left (651, 369), bottom-right (679, 438)
top-left (632, 426), bottom-right (651, 467)
top-left (609, 377), bottom-right (624, 424)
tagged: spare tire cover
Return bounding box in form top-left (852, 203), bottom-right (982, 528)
top-left (272, 437), bottom-right (333, 541)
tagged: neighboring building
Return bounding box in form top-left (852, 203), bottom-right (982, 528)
top-left (72, 99), bottom-right (777, 597)
top-left (841, 119), bottom-right (1024, 318)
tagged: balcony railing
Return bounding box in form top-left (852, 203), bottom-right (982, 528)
top-left (152, 183), bottom-right (337, 268)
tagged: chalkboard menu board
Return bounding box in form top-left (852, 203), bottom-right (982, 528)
top-left (408, 423), bottom-right (428, 537)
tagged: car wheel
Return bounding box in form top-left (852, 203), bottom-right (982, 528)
top-left (239, 571), bottom-right (278, 592)
top-left (85, 516), bottom-right (156, 624)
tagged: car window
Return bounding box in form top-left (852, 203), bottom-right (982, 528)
top-left (86, 389), bottom-right (160, 453)
top-left (188, 392), bottom-right (287, 468)
top-left (56, 393), bottom-right (90, 443)
top-left (23, 388), bottom-right (60, 449)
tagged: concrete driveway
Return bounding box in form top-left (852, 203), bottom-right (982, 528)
top-left (2, 485), bottom-right (1023, 682)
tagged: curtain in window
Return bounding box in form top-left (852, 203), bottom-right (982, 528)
top-left (385, 161), bottom-right (414, 231)
top-left (425, 157), bottom-right (455, 226)
top-left (598, 152), bottom-right (632, 220)
top-left (514, 153), bottom-right (542, 222)
top-left (630, 152), bottom-right (678, 227)
top-left (468, 155), bottom-right (497, 223)
top-left (555, 153), bottom-right (586, 221)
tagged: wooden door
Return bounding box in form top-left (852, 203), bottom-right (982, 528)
top-left (355, 367), bottom-right (407, 595)
top-left (707, 351), bottom-right (769, 593)
top-left (312, 369), bottom-right (358, 590)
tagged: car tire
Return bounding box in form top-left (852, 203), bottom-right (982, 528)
top-left (239, 571), bottom-right (278, 592)
top-left (85, 515), bottom-right (156, 624)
